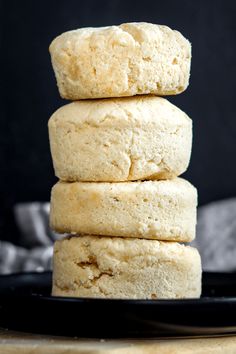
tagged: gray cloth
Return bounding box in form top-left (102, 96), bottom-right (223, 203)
top-left (193, 198), bottom-right (236, 271)
top-left (0, 241), bottom-right (53, 274)
top-left (0, 203), bottom-right (55, 274)
top-left (0, 200), bottom-right (236, 274)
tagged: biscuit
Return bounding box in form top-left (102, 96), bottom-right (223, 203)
top-left (48, 96), bottom-right (192, 182)
top-left (49, 22), bottom-right (191, 99)
top-left (52, 235), bottom-right (201, 299)
top-left (50, 178), bottom-right (197, 242)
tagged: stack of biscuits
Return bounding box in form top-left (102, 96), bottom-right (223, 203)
top-left (48, 22), bottom-right (202, 299)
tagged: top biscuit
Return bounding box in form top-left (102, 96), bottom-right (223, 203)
top-left (49, 22), bottom-right (191, 100)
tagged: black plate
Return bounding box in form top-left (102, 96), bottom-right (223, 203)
top-left (0, 271), bottom-right (236, 338)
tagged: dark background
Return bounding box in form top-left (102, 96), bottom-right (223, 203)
top-left (1, 0), bottom-right (236, 243)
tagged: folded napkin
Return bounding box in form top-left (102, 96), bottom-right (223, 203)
top-left (192, 198), bottom-right (236, 271)
top-left (0, 203), bottom-right (54, 274)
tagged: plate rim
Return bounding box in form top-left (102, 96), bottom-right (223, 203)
top-left (1, 271), bottom-right (236, 306)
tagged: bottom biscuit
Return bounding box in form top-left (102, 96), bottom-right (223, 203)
top-left (52, 235), bottom-right (202, 299)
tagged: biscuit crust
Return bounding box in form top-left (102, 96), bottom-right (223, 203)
top-left (49, 22), bottom-right (191, 100)
top-left (50, 178), bottom-right (197, 242)
top-left (52, 235), bottom-right (201, 299)
top-left (48, 96), bottom-right (192, 182)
